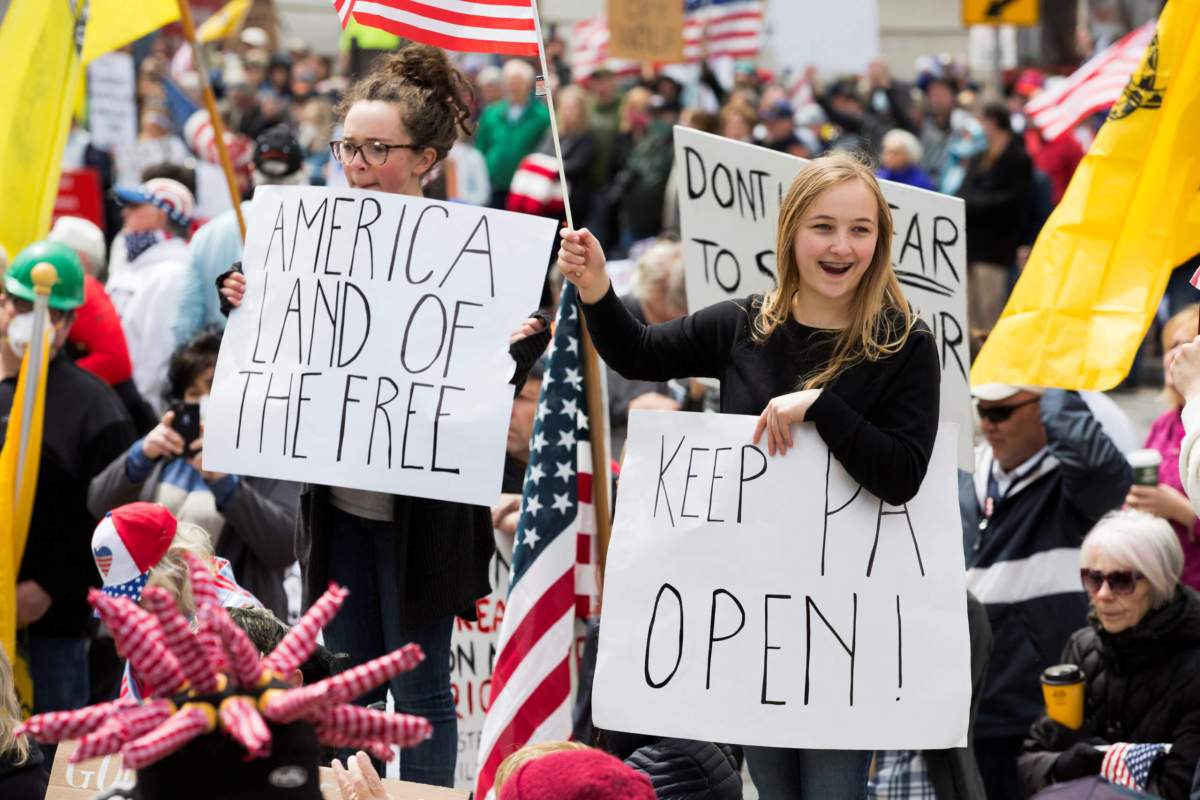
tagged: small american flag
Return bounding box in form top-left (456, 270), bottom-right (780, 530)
top-left (474, 283), bottom-right (600, 799)
top-left (1024, 21), bottom-right (1154, 142)
top-left (332, 0), bottom-right (541, 56)
top-left (571, 0), bottom-right (764, 81)
top-left (1101, 742), bottom-right (1169, 791)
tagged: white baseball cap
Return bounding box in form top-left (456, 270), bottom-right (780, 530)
top-left (49, 216), bottom-right (106, 272)
top-left (971, 383), bottom-right (1046, 402)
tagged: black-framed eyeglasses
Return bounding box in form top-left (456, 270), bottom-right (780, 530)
top-left (1080, 568), bottom-right (1144, 596)
top-left (976, 397), bottom-right (1040, 424)
top-left (329, 139), bottom-right (424, 167)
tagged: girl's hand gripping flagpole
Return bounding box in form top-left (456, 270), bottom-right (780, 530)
top-left (529, 0), bottom-right (614, 585)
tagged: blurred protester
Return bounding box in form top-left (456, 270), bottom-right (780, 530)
top-left (662, 109), bottom-right (719, 236)
top-left (297, 96), bottom-right (336, 184)
top-left (475, 64), bottom-right (504, 110)
top-left (549, 85), bottom-right (597, 224)
top-left (88, 330), bottom-right (299, 618)
top-left (962, 386), bottom-right (1131, 800)
top-left (957, 101), bottom-right (1033, 333)
top-left (609, 95), bottom-right (677, 250)
top-left (810, 63), bottom-right (915, 155)
top-left (916, 71), bottom-right (962, 188)
top-left (114, 108), bottom-right (189, 188)
top-left (718, 96), bottom-right (757, 143)
top-left (48, 216), bottom-right (156, 435)
top-left (0, 646), bottom-right (47, 799)
top-left (476, 59), bottom-right (550, 208)
top-left (877, 129), bottom-right (935, 191)
top-left (267, 54), bottom-right (293, 99)
top-left (938, 115), bottom-right (987, 196)
top-left (586, 68), bottom-right (623, 213)
top-left (491, 359), bottom-right (543, 545)
top-left (761, 100), bottom-right (816, 158)
top-left (448, 131), bottom-right (491, 207)
top-left (105, 177), bottom-right (195, 412)
top-left (1135, 305), bottom-right (1200, 589)
top-left (174, 126), bottom-right (306, 346)
top-left (1019, 511), bottom-right (1200, 799)
top-left (1, 242), bottom-right (136, 716)
top-left (594, 85), bottom-right (652, 249)
top-left (1016, 70), bottom-right (1085, 206)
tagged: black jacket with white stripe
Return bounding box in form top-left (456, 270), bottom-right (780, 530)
top-left (958, 390), bottom-right (1132, 739)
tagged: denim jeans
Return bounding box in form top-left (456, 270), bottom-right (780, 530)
top-left (744, 746), bottom-right (870, 800)
top-left (29, 636), bottom-right (90, 770)
top-left (323, 506), bottom-right (457, 787)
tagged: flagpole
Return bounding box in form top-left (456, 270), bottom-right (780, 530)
top-left (174, 0), bottom-right (247, 239)
top-left (529, 0), bottom-right (614, 584)
top-left (15, 265), bottom-right (55, 502)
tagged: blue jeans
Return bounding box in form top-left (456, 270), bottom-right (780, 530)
top-left (323, 507), bottom-right (457, 787)
top-left (29, 637), bottom-right (89, 714)
top-left (745, 747), bottom-right (870, 800)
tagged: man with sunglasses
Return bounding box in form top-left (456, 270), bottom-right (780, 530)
top-left (960, 383), bottom-right (1132, 800)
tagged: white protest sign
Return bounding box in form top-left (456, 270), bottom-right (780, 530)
top-left (593, 411), bottom-right (970, 750)
top-left (674, 126), bottom-right (973, 469)
top-left (205, 186), bottom-right (557, 507)
top-left (87, 52), bottom-right (137, 151)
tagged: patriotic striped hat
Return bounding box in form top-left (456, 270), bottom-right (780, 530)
top-left (113, 178), bottom-right (196, 229)
top-left (92, 503), bottom-right (178, 603)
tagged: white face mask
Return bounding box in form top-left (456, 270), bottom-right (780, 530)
top-left (198, 394), bottom-right (210, 425)
top-left (6, 312), bottom-right (50, 357)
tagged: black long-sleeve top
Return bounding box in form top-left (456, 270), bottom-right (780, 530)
top-left (581, 286), bottom-right (941, 506)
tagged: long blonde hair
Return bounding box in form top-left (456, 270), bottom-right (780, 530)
top-left (754, 152), bottom-right (914, 389)
top-left (0, 645), bottom-right (30, 767)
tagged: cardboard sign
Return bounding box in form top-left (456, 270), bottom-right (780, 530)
top-left (606, 0), bottom-right (685, 62)
top-left (673, 126), bottom-right (974, 469)
top-left (593, 412), bottom-right (971, 750)
top-left (88, 52), bottom-right (137, 152)
top-left (205, 186), bottom-right (557, 507)
top-left (962, 0), bottom-right (1039, 26)
top-left (46, 740), bottom-right (468, 799)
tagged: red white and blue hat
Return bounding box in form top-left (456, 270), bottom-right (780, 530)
top-left (92, 503), bottom-right (178, 604)
top-left (113, 178), bottom-right (195, 228)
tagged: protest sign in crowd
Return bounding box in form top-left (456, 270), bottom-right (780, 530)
top-left (1, 0), bottom-right (1200, 799)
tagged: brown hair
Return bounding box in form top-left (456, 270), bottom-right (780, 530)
top-left (754, 151), bottom-right (914, 389)
top-left (1162, 303), bottom-right (1199, 407)
top-left (338, 44), bottom-right (475, 162)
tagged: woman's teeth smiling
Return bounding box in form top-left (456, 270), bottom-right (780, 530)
top-left (819, 261), bottom-right (853, 276)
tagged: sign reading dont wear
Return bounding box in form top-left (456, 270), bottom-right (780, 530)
top-left (593, 412), bottom-right (971, 750)
top-left (673, 127), bottom-right (973, 469)
top-left (205, 186), bottom-right (556, 507)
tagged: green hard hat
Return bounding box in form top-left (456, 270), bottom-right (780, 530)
top-left (4, 240), bottom-right (85, 311)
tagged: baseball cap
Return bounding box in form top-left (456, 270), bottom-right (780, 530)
top-left (113, 178), bottom-right (195, 229)
top-left (970, 384), bottom-right (1046, 402)
top-left (48, 216), bottom-right (106, 271)
top-left (764, 99), bottom-right (795, 121)
top-left (255, 126), bottom-right (303, 178)
top-left (91, 503), bottom-right (178, 603)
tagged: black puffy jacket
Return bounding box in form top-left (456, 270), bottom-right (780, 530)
top-left (1018, 586), bottom-right (1200, 799)
top-left (625, 738), bottom-right (742, 800)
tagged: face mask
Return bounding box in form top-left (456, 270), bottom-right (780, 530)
top-left (6, 312), bottom-right (49, 357)
top-left (197, 394), bottom-right (210, 425)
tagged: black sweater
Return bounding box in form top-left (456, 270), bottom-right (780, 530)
top-left (581, 286), bottom-right (941, 505)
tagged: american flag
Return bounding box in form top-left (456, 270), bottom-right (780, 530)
top-left (332, 0), bottom-right (541, 56)
top-left (1024, 21), bottom-right (1154, 142)
top-left (474, 283), bottom-right (600, 799)
top-left (571, 0), bottom-right (764, 81)
top-left (1101, 742), bottom-right (1169, 791)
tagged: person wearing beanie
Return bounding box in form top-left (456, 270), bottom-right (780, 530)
top-left (499, 747), bottom-right (657, 800)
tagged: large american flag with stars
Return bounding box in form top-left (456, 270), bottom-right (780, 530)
top-left (475, 282), bottom-right (600, 799)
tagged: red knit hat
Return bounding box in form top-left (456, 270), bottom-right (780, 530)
top-left (499, 749), bottom-right (656, 800)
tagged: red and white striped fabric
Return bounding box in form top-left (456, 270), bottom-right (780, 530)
top-left (1025, 21), bottom-right (1154, 142)
top-left (506, 153), bottom-right (565, 218)
top-left (122, 704), bottom-right (215, 770)
top-left (320, 704), bottom-right (433, 746)
top-left (263, 644), bottom-right (426, 723)
top-left (571, 0), bottom-right (764, 81)
top-left (218, 696), bottom-right (272, 758)
top-left (262, 584), bottom-right (348, 678)
top-left (142, 586), bottom-right (221, 694)
top-left (333, 0), bottom-right (540, 56)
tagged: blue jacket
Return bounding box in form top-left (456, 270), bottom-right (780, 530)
top-left (960, 390), bottom-right (1132, 738)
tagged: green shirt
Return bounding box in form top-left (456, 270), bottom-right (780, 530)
top-left (474, 98), bottom-right (551, 194)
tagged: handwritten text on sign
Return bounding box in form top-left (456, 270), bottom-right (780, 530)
top-left (673, 127), bottom-right (973, 469)
top-left (205, 186), bottom-right (557, 506)
top-left (593, 412), bottom-right (970, 750)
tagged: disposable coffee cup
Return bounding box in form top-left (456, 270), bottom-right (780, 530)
top-left (1041, 664), bottom-right (1084, 730)
top-left (1127, 449), bottom-right (1162, 487)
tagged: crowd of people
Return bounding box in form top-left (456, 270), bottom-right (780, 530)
top-left (1, 3), bottom-right (1198, 799)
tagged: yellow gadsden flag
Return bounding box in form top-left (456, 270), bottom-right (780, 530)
top-left (81, 0), bottom-right (180, 64)
top-left (197, 0), bottom-right (253, 43)
top-left (971, 0), bottom-right (1200, 391)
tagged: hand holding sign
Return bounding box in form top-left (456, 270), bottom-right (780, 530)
top-left (752, 389), bottom-right (823, 456)
top-left (557, 227), bottom-right (611, 304)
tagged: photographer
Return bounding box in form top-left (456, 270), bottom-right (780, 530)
top-left (87, 329), bottom-right (298, 618)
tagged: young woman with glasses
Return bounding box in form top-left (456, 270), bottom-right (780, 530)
top-left (219, 45), bottom-right (550, 787)
top-left (1019, 510), bottom-right (1200, 799)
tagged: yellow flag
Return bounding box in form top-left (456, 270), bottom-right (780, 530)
top-left (971, 0), bottom-right (1200, 390)
top-left (0, 0), bottom-right (86, 257)
top-left (0, 329), bottom-right (52, 700)
top-left (198, 0), bottom-right (253, 43)
top-left (81, 0), bottom-right (180, 64)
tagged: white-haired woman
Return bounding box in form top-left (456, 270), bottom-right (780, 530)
top-left (1018, 510), bottom-right (1200, 799)
top-left (877, 128), bottom-right (934, 192)
top-left (476, 58), bottom-right (550, 209)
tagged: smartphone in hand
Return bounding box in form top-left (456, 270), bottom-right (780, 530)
top-left (170, 402), bottom-right (202, 451)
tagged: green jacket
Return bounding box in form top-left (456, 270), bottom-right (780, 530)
top-left (475, 98), bottom-right (550, 194)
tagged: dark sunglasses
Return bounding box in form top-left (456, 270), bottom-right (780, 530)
top-left (976, 397), bottom-right (1039, 424)
top-left (1080, 568), bottom-right (1143, 596)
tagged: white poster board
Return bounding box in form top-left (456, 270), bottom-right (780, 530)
top-left (87, 52), bottom-right (137, 152)
top-left (674, 127), bottom-right (973, 469)
top-left (205, 186), bottom-right (557, 507)
top-left (766, 0), bottom-right (880, 76)
top-left (593, 411), bottom-right (970, 750)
